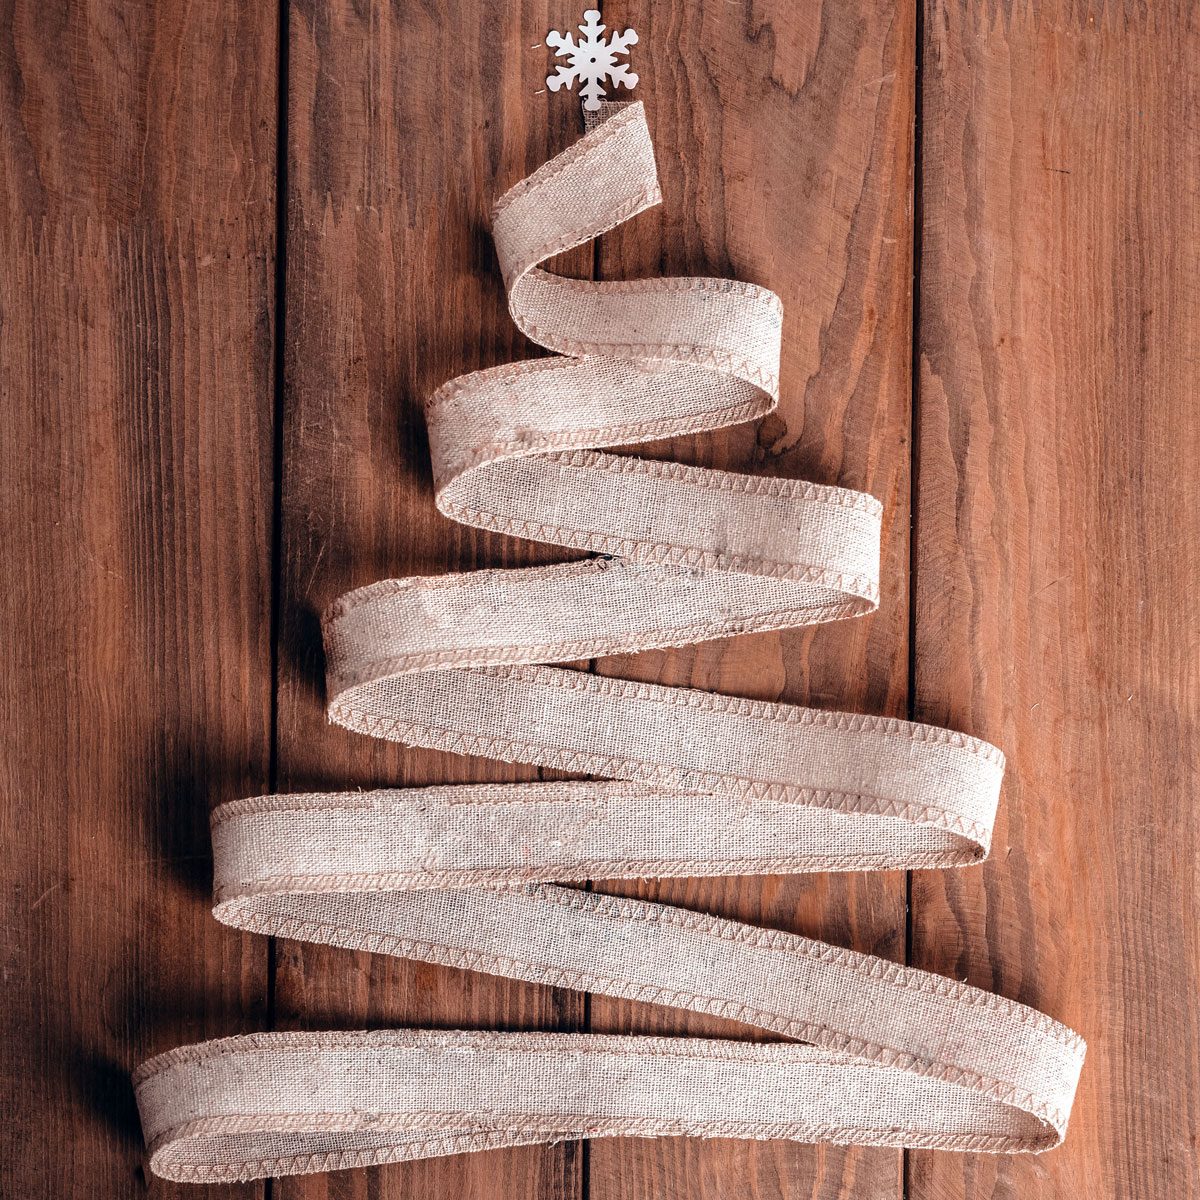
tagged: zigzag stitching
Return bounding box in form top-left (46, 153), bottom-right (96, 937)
top-left (368, 661), bottom-right (1000, 765)
top-left (434, 502), bottom-right (882, 595)
top-left (327, 703), bottom-right (995, 845)
top-left (154, 916), bottom-right (1075, 1134)
top-left (319, 597), bottom-right (874, 691)
top-left (138, 104), bottom-right (1084, 1182)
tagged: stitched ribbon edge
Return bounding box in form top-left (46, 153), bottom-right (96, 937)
top-left (132, 100), bottom-right (1086, 1184)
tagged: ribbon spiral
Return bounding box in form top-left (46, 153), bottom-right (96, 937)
top-left (134, 102), bottom-right (1084, 1184)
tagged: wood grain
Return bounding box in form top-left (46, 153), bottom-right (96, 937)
top-left (912, 3), bottom-right (1200, 1198)
top-left (3, 0), bottom-right (1197, 1196)
top-left (0, 2), bottom-right (277, 1198)
top-left (583, 3), bottom-right (914, 1199)
top-left (273, 3), bottom-right (590, 1198)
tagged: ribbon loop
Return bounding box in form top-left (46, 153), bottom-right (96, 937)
top-left (134, 101), bottom-right (1084, 1184)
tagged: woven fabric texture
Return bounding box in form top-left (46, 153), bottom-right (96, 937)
top-left (133, 102), bottom-right (1085, 1184)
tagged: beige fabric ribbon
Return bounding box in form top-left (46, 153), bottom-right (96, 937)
top-left (133, 102), bottom-right (1084, 1184)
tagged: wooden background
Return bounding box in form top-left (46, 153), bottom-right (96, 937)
top-left (1, 1), bottom-right (1196, 1197)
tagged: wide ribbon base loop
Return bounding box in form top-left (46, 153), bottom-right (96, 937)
top-left (134, 102), bottom-right (1084, 1184)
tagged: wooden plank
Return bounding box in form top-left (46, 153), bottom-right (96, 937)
top-left (912, 4), bottom-right (1200, 1198)
top-left (0, 2), bottom-right (277, 1199)
top-left (274, 3), bottom-right (591, 1198)
top-left (585, 3), bottom-right (915, 1198)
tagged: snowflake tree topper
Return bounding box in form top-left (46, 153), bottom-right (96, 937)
top-left (546, 10), bottom-right (639, 111)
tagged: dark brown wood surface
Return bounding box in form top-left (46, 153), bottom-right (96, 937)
top-left (584, 3), bottom-right (914, 1199)
top-left (910, 6), bottom-right (1200, 1199)
top-left (273, 5), bottom-right (589, 1200)
top-left (0, 3), bottom-right (278, 1199)
top-left (1, 2), bottom-right (1196, 1198)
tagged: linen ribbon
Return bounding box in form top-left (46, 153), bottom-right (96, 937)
top-left (134, 102), bottom-right (1085, 1183)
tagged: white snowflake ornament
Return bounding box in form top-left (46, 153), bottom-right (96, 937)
top-left (546, 9), bottom-right (639, 111)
